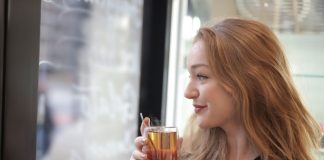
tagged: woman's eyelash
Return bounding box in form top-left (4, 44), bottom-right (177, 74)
top-left (196, 74), bottom-right (208, 80)
top-left (188, 73), bottom-right (208, 80)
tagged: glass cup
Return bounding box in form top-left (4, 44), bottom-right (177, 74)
top-left (144, 126), bottom-right (178, 160)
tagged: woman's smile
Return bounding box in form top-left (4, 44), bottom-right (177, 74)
top-left (193, 104), bottom-right (207, 113)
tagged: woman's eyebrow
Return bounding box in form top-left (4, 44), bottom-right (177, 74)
top-left (190, 63), bottom-right (209, 70)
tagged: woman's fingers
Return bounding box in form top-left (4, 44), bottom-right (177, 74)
top-left (142, 145), bottom-right (150, 153)
top-left (130, 117), bottom-right (150, 160)
top-left (130, 150), bottom-right (147, 160)
top-left (135, 136), bottom-right (147, 150)
top-left (131, 137), bottom-right (148, 160)
top-left (140, 117), bottom-right (150, 135)
top-left (177, 137), bottom-right (183, 151)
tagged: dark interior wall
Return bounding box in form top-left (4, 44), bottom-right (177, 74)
top-left (1, 0), bottom-right (41, 159)
top-left (138, 0), bottom-right (172, 134)
top-left (0, 0), bottom-right (5, 158)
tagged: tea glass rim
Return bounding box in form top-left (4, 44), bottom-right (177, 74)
top-left (145, 126), bottom-right (177, 129)
top-left (144, 126), bottom-right (177, 133)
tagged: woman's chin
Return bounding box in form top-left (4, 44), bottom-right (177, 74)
top-left (197, 118), bottom-right (208, 129)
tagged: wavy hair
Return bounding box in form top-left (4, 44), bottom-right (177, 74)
top-left (180, 18), bottom-right (321, 160)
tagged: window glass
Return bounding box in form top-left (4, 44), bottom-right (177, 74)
top-left (37, 0), bottom-right (143, 159)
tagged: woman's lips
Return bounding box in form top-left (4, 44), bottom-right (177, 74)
top-left (193, 105), bottom-right (207, 113)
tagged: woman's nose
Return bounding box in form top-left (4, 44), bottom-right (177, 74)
top-left (184, 83), bottom-right (199, 99)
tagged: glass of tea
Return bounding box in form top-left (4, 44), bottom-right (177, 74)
top-left (144, 126), bottom-right (178, 160)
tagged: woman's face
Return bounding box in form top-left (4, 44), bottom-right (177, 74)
top-left (185, 40), bottom-right (238, 129)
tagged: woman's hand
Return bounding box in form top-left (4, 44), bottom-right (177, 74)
top-left (130, 117), bottom-right (150, 160)
top-left (130, 117), bottom-right (183, 160)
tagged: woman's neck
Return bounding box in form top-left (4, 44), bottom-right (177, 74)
top-left (223, 123), bottom-right (259, 160)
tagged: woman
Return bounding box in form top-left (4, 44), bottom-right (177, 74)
top-left (130, 18), bottom-right (321, 160)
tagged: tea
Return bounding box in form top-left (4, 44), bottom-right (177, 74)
top-left (146, 128), bottom-right (177, 160)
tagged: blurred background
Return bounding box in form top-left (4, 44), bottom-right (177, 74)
top-left (1, 0), bottom-right (322, 159)
top-left (36, 1), bottom-right (143, 159)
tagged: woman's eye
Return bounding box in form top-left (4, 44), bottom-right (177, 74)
top-left (197, 74), bottom-right (208, 81)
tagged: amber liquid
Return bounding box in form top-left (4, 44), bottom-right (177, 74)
top-left (146, 131), bottom-right (177, 160)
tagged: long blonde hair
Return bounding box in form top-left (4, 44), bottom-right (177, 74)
top-left (180, 18), bottom-right (321, 160)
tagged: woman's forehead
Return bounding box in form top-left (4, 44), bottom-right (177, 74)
top-left (191, 40), bottom-right (205, 52)
top-left (187, 41), bottom-right (208, 65)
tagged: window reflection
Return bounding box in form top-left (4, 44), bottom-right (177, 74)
top-left (37, 0), bottom-right (143, 159)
